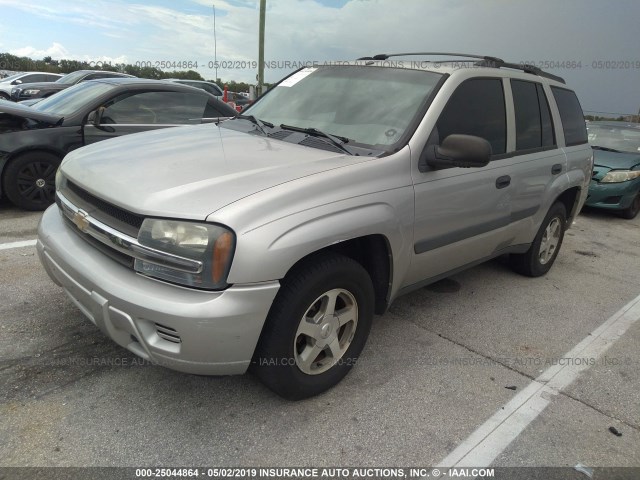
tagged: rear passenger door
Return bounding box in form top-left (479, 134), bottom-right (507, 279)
top-left (407, 78), bottom-right (516, 285)
top-left (83, 90), bottom-right (213, 145)
top-left (505, 79), bottom-right (567, 244)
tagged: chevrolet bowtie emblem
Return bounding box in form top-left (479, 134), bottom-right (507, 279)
top-left (72, 211), bottom-right (90, 232)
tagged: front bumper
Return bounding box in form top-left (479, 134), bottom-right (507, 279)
top-left (585, 178), bottom-right (640, 211)
top-left (37, 205), bottom-right (280, 375)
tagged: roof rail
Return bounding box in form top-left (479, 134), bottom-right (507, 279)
top-left (356, 52), bottom-right (566, 84)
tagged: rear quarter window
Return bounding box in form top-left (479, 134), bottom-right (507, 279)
top-left (551, 87), bottom-right (588, 146)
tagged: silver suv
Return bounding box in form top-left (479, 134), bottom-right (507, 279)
top-left (37, 53), bottom-right (593, 399)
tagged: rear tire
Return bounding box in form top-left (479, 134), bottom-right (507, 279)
top-left (620, 194), bottom-right (640, 220)
top-left (0, 92), bottom-right (9, 101)
top-left (3, 151), bottom-right (60, 210)
top-left (251, 252), bottom-right (374, 400)
top-left (510, 202), bottom-right (567, 277)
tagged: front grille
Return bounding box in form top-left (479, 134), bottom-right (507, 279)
top-left (65, 181), bottom-right (144, 237)
top-left (154, 323), bottom-right (181, 344)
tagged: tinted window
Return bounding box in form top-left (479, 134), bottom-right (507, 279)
top-left (435, 78), bottom-right (506, 155)
top-left (511, 80), bottom-right (555, 150)
top-left (45, 74), bottom-right (61, 82)
top-left (21, 74), bottom-right (42, 83)
top-left (551, 87), bottom-right (587, 146)
top-left (101, 91), bottom-right (209, 124)
top-left (537, 84), bottom-right (555, 147)
top-left (204, 101), bottom-right (230, 118)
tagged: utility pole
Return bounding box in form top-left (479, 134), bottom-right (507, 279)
top-left (212, 4), bottom-right (218, 83)
top-left (257, 0), bottom-right (266, 96)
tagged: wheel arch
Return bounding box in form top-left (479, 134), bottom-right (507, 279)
top-left (282, 234), bottom-right (393, 315)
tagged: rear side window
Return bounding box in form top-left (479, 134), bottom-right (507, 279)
top-left (435, 78), bottom-right (506, 155)
top-left (511, 80), bottom-right (555, 150)
top-left (551, 87), bottom-right (588, 146)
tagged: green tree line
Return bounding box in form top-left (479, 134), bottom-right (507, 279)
top-left (0, 52), bottom-right (261, 92)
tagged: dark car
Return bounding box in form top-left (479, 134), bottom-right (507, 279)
top-left (10, 70), bottom-right (134, 101)
top-left (0, 78), bottom-right (237, 210)
top-left (585, 121), bottom-right (640, 219)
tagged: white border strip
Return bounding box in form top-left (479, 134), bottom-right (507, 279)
top-left (0, 239), bottom-right (37, 250)
top-left (437, 293), bottom-right (640, 469)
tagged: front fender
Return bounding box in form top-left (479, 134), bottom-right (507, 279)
top-left (225, 190), bottom-right (414, 289)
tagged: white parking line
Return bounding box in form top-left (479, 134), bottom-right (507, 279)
top-left (437, 292), bottom-right (640, 469)
top-left (0, 239), bottom-right (37, 250)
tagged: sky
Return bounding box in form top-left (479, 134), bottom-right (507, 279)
top-left (0, 0), bottom-right (638, 114)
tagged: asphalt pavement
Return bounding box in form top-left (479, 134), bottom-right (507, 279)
top-left (0, 201), bottom-right (638, 472)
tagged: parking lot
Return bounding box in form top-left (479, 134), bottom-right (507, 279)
top-left (0, 200), bottom-right (639, 473)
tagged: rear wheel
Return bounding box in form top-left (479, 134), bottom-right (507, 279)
top-left (251, 253), bottom-right (374, 400)
top-left (510, 202), bottom-right (567, 277)
top-left (0, 92), bottom-right (9, 100)
top-left (3, 151), bottom-right (60, 210)
top-left (620, 194), bottom-right (640, 220)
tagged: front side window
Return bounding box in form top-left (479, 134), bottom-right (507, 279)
top-left (551, 87), bottom-right (588, 146)
top-left (101, 91), bottom-right (209, 124)
top-left (434, 78), bottom-right (506, 155)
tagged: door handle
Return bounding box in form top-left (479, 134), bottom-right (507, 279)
top-left (496, 175), bottom-right (511, 189)
top-left (552, 164), bottom-right (563, 175)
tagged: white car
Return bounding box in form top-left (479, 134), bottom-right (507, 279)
top-left (0, 71), bottom-right (62, 100)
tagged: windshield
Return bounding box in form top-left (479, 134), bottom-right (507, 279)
top-left (587, 123), bottom-right (640, 154)
top-left (33, 81), bottom-right (115, 116)
top-left (242, 65), bottom-right (443, 147)
top-left (1, 72), bottom-right (25, 82)
top-left (55, 71), bottom-right (88, 85)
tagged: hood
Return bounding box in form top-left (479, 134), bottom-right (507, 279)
top-left (0, 101), bottom-right (63, 124)
top-left (592, 150), bottom-right (640, 181)
top-left (60, 123), bottom-right (372, 220)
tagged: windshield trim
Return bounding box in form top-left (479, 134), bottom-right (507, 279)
top-left (243, 65), bottom-right (447, 154)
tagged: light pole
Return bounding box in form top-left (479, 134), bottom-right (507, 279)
top-left (212, 4), bottom-right (218, 83)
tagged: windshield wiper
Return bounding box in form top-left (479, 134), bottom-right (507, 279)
top-left (591, 145), bottom-right (622, 153)
top-left (279, 124), bottom-right (352, 155)
top-left (236, 114), bottom-right (273, 136)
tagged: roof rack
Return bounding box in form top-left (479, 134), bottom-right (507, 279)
top-left (356, 52), bottom-right (565, 84)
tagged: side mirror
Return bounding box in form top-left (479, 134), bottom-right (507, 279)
top-left (12, 80), bottom-right (22, 85)
top-left (419, 134), bottom-right (492, 171)
top-left (87, 107), bottom-right (105, 127)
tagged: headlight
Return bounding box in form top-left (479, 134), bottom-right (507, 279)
top-left (134, 218), bottom-right (235, 290)
top-left (23, 89), bottom-right (40, 95)
top-left (600, 170), bottom-right (640, 183)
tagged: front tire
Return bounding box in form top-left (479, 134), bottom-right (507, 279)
top-left (251, 253), bottom-right (374, 400)
top-left (510, 202), bottom-right (567, 277)
top-left (3, 152), bottom-right (60, 210)
top-left (620, 193), bottom-right (640, 220)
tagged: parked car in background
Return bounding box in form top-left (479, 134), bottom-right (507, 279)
top-left (165, 79), bottom-right (224, 97)
top-left (10, 70), bottom-right (134, 101)
top-left (0, 78), bottom-right (236, 209)
top-left (0, 72), bottom-right (63, 100)
top-left (585, 121), bottom-right (640, 219)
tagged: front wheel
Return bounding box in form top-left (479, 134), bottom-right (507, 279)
top-left (2, 151), bottom-right (60, 210)
top-left (510, 202), bottom-right (567, 277)
top-left (620, 193), bottom-right (640, 220)
top-left (251, 253), bottom-right (374, 400)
